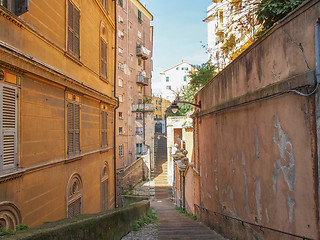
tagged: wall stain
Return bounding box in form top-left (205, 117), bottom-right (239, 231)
top-left (254, 124), bottom-right (260, 160)
top-left (256, 178), bottom-right (262, 222)
top-left (242, 152), bottom-right (248, 216)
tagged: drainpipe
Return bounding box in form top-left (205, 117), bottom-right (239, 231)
top-left (316, 18), bottom-right (320, 234)
top-left (114, 0), bottom-right (120, 208)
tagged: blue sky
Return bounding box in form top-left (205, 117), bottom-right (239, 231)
top-left (141, 0), bottom-right (210, 95)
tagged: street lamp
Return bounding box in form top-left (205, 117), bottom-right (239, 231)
top-left (170, 96), bottom-right (201, 113)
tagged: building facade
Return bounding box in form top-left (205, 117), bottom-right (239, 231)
top-left (160, 62), bottom-right (195, 102)
top-left (0, 0), bottom-right (117, 228)
top-left (152, 96), bottom-right (171, 134)
top-left (116, 0), bottom-right (154, 170)
top-left (204, 0), bottom-right (260, 71)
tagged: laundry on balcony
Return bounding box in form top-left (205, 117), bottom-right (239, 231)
top-left (136, 44), bottom-right (150, 60)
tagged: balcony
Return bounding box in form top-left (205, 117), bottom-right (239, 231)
top-left (137, 73), bottom-right (149, 86)
top-left (132, 104), bottom-right (154, 112)
top-left (136, 45), bottom-right (150, 60)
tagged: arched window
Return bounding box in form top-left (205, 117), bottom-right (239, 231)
top-left (0, 202), bottom-right (21, 231)
top-left (66, 173), bottom-right (82, 218)
top-left (101, 162), bottom-right (109, 211)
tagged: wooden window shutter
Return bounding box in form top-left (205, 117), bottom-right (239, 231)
top-left (67, 102), bottom-right (80, 156)
top-left (14, 0), bottom-right (29, 16)
top-left (0, 83), bottom-right (17, 172)
top-left (68, 1), bottom-right (80, 59)
top-left (73, 7), bottom-right (80, 59)
top-left (101, 111), bottom-right (108, 147)
top-left (101, 40), bottom-right (107, 79)
top-left (67, 102), bottom-right (74, 155)
top-left (67, 1), bottom-right (74, 54)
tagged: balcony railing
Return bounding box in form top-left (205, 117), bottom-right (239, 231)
top-left (132, 104), bottom-right (154, 112)
top-left (137, 74), bottom-right (149, 86)
top-left (136, 45), bottom-right (150, 60)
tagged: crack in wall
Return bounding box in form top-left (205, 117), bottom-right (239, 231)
top-left (283, 28), bottom-right (311, 70)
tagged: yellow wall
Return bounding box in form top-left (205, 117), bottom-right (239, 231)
top-left (0, 0), bottom-right (117, 227)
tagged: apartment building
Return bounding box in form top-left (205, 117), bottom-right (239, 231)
top-left (160, 62), bottom-right (195, 102)
top-left (116, 0), bottom-right (154, 170)
top-left (152, 96), bottom-right (171, 134)
top-left (204, 0), bottom-right (260, 71)
top-left (0, 0), bottom-right (116, 228)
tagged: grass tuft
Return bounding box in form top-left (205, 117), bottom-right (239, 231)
top-left (175, 207), bottom-right (197, 220)
top-left (132, 208), bottom-right (157, 231)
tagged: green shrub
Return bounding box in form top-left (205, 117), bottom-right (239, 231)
top-left (132, 208), bottom-right (157, 231)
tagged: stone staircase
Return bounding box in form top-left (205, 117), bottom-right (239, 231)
top-left (153, 135), bottom-right (172, 199)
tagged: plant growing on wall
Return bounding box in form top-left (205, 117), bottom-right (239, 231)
top-left (221, 34), bottom-right (236, 58)
top-left (255, 0), bottom-right (306, 36)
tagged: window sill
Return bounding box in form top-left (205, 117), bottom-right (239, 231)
top-left (100, 146), bottom-right (113, 153)
top-left (99, 76), bottom-right (113, 85)
top-left (64, 52), bottom-right (83, 66)
top-left (65, 155), bottom-right (83, 164)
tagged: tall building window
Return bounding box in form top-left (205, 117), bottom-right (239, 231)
top-left (101, 0), bottom-right (107, 12)
top-left (101, 105), bottom-right (108, 148)
top-left (118, 79), bottom-right (123, 87)
top-left (0, 83), bottom-right (17, 173)
top-left (166, 76), bottom-right (169, 82)
top-left (136, 112), bottom-right (143, 120)
top-left (67, 1), bottom-right (80, 59)
top-left (135, 127), bottom-right (143, 135)
top-left (119, 112), bottom-right (123, 119)
top-left (166, 85), bottom-right (171, 90)
top-left (184, 76), bottom-right (187, 81)
top-left (136, 143), bottom-right (143, 154)
top-left (67, 174), bottom-right (82, 218)
top-left (119, 127), bottom-right (124, 135)
top-left (118, 0), bottom-right (123, 7)
top-left (119, 145), bottom-right (124, 156)
top-left (118, 47), bottom-right (123, 56)
top-left (67, 94), bottom-right (80, 157)
top-left (101, 39), bottom-right (107, 79)
top-left (138, 10), bottom-right (142, 23)
top-left (118, 95), bottom-right (123, 102)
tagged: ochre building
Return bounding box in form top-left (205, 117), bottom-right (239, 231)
top-left (0, 0), bottom-right (117, 228)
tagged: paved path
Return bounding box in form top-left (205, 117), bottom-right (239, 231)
top-left (151, 199), bottom-right (227, 240)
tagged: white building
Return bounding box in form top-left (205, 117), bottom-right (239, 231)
top-left (204, 0), bottom-right (260, 71)
top-left (160, 62), bottom-right (195, 102)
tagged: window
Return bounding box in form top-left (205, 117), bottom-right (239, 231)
top-left (101, 106), bottom-right (108, 148)
top-left (138, 86), bottom-right (142, 93)
top-left (184, 76), bottom-right (187, 81)
top-left (67, 95), bottom-right (80, 157)
top-left (0, 83), bottom-right (17, 173)
top-left (138, 31), bottom-right (142, 39)
top-left (166, 76), bottom-right (169, 82)
top-left (136, 143), bottom-right (143, 154)
top-left (186, 67), bottom-right (188, 70)
top-left (138, 59), bottom-right (142, 66)
top-left (118, 47), bottom-right (123, 56)
top-left (68, 1), bottom-right (80, 59)
top-left (135, 127), bottom-right (143, 135)
top-left (166, 85), bottom-right (171, 90)
top-left (100, 39), bottom-right (107, 79)
top-left (118, 79), bottom-right (123, 87)
top-left (118, 16), bottom-right (123, 24)
top-left (119, 127), bottom-right (124, 135)
top-left (130, 54), bottom-right (133, 61)
top-left (101, 162), bottom-right (109, 211)
top-left (0, 0), bottom-right (29, 16)
top-left (119, 145), bottom-right (124, 156)
top-left (136, 112), bottom-right (143, 119)
top-left (182, 67), bottom-right (184, 70)
top-left (118, 62), bottom-right (124, 71)
top-left (138, 10), bottom-right (142, 23)
top-left (101, 0), bottom-right (107, 12)
top-left (67, 174), bottom-right (82, 218)
top-left (118, 95), bottom-right (123, 102)
top-left (118, 30), bottom-right (124, 39)
top-left (176, 67), bottom-right (178, 70)
top-left (118, 0), bottom-right (123, 7)
top-left (119, 112), bottom-right (123, 119)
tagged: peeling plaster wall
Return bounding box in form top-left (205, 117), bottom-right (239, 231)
top-left (195, 1), bottom-right (320, 239)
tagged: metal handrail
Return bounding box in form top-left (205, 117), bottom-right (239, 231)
top-left (194, 204), bottom-right (314, 240)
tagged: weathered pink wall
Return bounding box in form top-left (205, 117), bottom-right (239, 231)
top-left (194, 1), bottom-right (320, 239)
